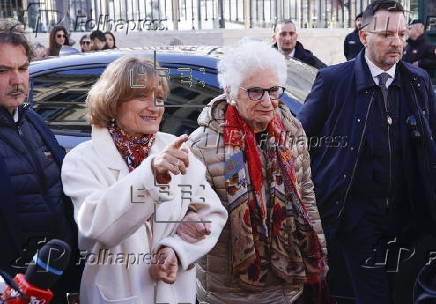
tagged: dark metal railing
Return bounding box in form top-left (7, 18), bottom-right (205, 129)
top-left (0, 0), bottom-right (410, 32)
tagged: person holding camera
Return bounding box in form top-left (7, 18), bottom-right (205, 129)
top-left (297, 1), bottom-right (436, 303)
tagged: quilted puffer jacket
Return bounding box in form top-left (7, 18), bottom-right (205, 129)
top-left (188, 96), bottom-right (327, 304)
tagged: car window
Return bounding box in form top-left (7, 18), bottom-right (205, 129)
top-left (161, 67), bottom-right (222, 135)
top-left (31, 68), bottom-right (101, 135)
top-left (30, 65), bottom-right (222, 137)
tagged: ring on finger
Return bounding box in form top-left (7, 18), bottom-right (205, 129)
top-left (171, 160), bottom-right (180, 169)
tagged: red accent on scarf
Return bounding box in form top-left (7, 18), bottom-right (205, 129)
top-left (108, 125), bottom-right (155, 172)
top-left (224, 104), bottom-right (327, 287)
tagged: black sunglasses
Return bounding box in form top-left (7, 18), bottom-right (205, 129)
top-left (239, 86), bottom-right (285, 101)
top-left (81, 41), bottom-right (91, 45)
top-left (56, 34), bottom-right (66, 38)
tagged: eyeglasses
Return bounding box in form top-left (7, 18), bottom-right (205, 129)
top-left (239, 86), bottom-right (285, 101)
top-left (366, 30), bottom-right (409, 42)
top-left (81, 41), bottom-right (91, 45)
top-left (56, 34), bottom-right (66, 38)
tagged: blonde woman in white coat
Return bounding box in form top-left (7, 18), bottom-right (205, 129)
top-left (61, 56), bottom-right (227, 304)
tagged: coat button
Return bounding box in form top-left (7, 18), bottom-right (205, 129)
top-left (350, 147), bottom-right (354, 151)
top-left (357, 118), bottom-right (361, 123)
top-left (417, 83), bottom-right (421, 88)
top-left (343, 174), bottom-right (347, 179)
top-left (336, 201), bottom-right (340, 205)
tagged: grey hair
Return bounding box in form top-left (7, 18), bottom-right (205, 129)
top-left (218, 39), bottom-right (287, 100)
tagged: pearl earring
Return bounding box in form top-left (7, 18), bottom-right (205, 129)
top-left (110, 118), bottom-right (116, 128)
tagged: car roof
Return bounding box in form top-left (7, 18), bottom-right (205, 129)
top-left (30, 46), bottom-right (223, 75)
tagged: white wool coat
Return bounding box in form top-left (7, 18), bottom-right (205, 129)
top-left (61, 127), bottom-right (227, 304)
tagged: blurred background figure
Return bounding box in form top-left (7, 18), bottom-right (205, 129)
top-left (147, 0), bottom-right (164, 30)
top-left (403, 19), bottom-right (436, 76)
top-left (169, 38), bottom-right (183, 46)
top-left (105, 31), bottom-right (117, 49)
top-left (48, 25), bottom-right (70, 56)
top-left (79, 34), bottom-right (92, 52)
top-left (32, 42), bottom-right (47, 59)
top-left (272, 19), bottom-right (326, 69)
top-left (90, 30), bottom-right (108, 50)
top-left (344, 12), bottom-right (364, 61)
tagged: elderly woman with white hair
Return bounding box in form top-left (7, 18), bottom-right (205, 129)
top-left (186, 40), bottom-right (329, 303)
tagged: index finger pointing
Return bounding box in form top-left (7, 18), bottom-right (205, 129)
top-left (170, 134), bottom-right (189, 149)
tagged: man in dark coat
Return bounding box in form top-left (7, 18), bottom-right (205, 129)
top-left (0, 20), bottom-right (81, 302)
top-left (403, 19), bottom-right (436, 76)
top-left (297, 1), bottom-right (436, 303)
top-left (344, 13), bottom-right (364, 61)
top-left (272, 19), bottom-right (327, 69)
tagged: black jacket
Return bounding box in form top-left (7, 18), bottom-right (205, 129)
top-left (344, 28), bottom-right (364, 61)
top-left (0, 105), bottom-right (82, 301)
top-left (298, 50), bottom-right (436, 238)
top-left (403, 34), bottom-right (436, 74)
top-left (273, 41), bottom-right (327, 69)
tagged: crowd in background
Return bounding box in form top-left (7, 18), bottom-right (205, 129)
top-left (31, 28), bottom-right (117, 60)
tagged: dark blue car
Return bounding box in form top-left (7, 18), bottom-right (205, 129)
top-left (29, 47), bottom-right (316, 150)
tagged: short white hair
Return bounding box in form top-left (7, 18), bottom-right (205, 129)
top-left (218, 39), bottom-right (287, 99)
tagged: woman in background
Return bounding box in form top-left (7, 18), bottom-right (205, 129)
top-left (47, 25), bottom-right (70, 56)
top-left (79, 34), bottom-right (92, 52)
top-left (105, 31), bottom-right (116, 49)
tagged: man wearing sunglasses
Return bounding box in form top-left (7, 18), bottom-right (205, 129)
top-left (298, 1), bottom-right (436, 303)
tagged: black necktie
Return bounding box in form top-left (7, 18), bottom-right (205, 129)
top-left (377, 72), bottom-right (390, 108)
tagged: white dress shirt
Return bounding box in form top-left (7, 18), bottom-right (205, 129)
top-left (13, 107), bottom-right (18, 122)
top-left (365, 54), bottom-right (396, 88)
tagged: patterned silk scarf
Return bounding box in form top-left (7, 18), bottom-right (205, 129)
top-left (223, 105), bottom-right (327, 288)
top-left (108, 125), bottom-right (155, 172)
